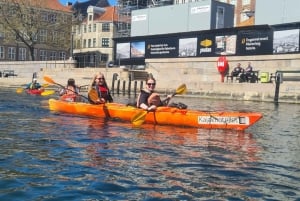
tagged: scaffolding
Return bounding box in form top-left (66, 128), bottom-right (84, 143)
top-left (116, 0), bottom-right (173, 37)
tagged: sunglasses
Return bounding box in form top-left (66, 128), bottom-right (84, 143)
top-left (147, 83), bottom-right (156, 86)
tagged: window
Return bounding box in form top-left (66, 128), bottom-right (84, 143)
top-left (59, 52), bottom-right (66, 60)
top-left (39, 29), bottom-right (47, 42)
top-left (89, 14), bottom-right (92, 21)
top-left (242, 0), bottom-right (250, 5)
top-left (93, 38), bottom-right (96, 47)
top-left (0, 24), bottom-right (4, 38)
top-left (18, 48), bottom-right (26, 60)
top-left (216, 6), bottom-right (225, 29)
top-left (49, 51), bottom-right (56, 60)
top-left (229, 0), bottom-right (236, 5)
top-left (0, 46), bottom-right (4, 59)
top-left (88, 24), bottom-right (91, 32)
top-left (100, 54), bottom-right (108, 62)
top-left (77, 25), bottom-right (81, 34)
top-left (52, 31), bottom-right (58, 43)
top-left (40, 50), bottom-right (47, 61)
top-left (93, 24), bottom-right (97, 32)
top-left (102, 38), bottom-right (109, 47)
top-left (41, 12), bottom-right (48, 21)
top-left (34, 49), bottom-right (38, 60)
top-left (8, 47), bottom-right (16, 60)
top-left (62, 14), bottom-right (68, 23)
top-left (49, 13), bottom-right (57, 23)
top-left (102, 23), bottom-right (110, 32)
top-left (88, 39), bottom-right (91, 48)
top-left (83, 39), bottom-right (86, 48)
top-left (76, 40), bottom-right (81, 49)
top-left (83, 25), bottom-right (87, 33)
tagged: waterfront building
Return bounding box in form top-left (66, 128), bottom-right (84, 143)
top-left (72, 6), bottom-right (118, 67)
top-left (0, 0), bottom-right (72, 61)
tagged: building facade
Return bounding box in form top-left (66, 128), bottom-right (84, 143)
top-left (0, 0), bottom-right (73, 61)
top-left (216, 0), bottom-right (256, 26)
top-left (72, 6), bottom-right (118, 67)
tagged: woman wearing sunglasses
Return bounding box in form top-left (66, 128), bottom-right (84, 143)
top-left (137, 75), bottom-right (171, 111)
top-left (88, 72), bottom-right (113, 104)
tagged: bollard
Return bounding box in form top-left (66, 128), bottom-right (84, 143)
top-left (117, 79), bottom-right (120, 94)
top-left (274, 72), bottom-right (282, 104)
top-left (134, 81), bottom-right (137, 96)
top-left (128, 75), bottom-right (131, 96)
top-left (122, 80), bottom-right (126, 95)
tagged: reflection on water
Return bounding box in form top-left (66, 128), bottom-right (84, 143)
top-left (0, 88), bottom-right (299, 200)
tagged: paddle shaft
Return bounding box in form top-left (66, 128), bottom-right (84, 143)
top-left (46, 78), bottom-right (90, 101)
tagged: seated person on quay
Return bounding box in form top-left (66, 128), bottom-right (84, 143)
top-left (231, 63), bottom-right (244, 77)
top-left (240, 62), bottom-right (257, 83)
top-left (136, 75), bottom-right (171, 111)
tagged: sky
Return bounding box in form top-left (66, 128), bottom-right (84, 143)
top-left (59, 0), bottom-right (116, 6)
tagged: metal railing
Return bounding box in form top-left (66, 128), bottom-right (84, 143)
top-left (274, 70), bottom-right (300, 103)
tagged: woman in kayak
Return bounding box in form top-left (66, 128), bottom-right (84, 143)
top-left (59, 78), bottom-right (80, 102)
top-left (88, 72), bottom-right (113, 104)
top-left (137, 75), bottom-right (171, 111)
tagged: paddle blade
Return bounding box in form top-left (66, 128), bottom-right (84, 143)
top-left (16, 88), bottom-right (24, 94)
top-left (43, 75), bottom-right (56, 85)
top-left (41, 83), bottom-right (49, 88)
top-left (88, 89), bottom-right (98, 103)
top-left (41, 90), bottom-right (56, 96)
top-left (131, 111), bottom-right (148, 127)
top-left (175, 84), bottom-right (187, 95)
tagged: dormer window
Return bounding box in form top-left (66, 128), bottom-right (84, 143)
top-left (88, 14), bottom-right (93, 22)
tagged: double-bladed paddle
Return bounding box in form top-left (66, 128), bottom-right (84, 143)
top-left (43, 75), bottom-right (93, 101)
top-left (41, 90), bottom-right (56, 96)
top-left (131, 83), bottom-right (187, 127)
top-left (16, 83), bottom-right (49, 94)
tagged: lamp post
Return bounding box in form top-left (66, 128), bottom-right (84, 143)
top-left (70, 32), bottom-right (74, 60)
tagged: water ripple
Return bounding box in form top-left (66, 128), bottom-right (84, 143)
top-left (0, 88), bottom-right (300, 200)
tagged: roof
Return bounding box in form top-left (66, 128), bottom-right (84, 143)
top-left (47, 0), bottom-right (73, 12)
top-left (13, 0), bottom-right (72, 13)
top-left (94, 6), bottom-right (118, 22)
top-left (237, 17), bottom-right (255, 27)
top-left (73, 0), bottom-right (110, 16)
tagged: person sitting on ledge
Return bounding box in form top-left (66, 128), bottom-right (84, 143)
top-left (231, 63), bottom-right (244, 77)
top-left (242, 62), bottom-right (257, 83)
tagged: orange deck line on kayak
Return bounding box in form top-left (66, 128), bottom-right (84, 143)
top-left (48, 99), bottom-right (263, 131)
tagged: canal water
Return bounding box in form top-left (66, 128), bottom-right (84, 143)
top-left (0, 87), bottom-right (299, 201)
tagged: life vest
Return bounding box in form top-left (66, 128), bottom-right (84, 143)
top-left (65, 85), bottom-right (78, 95)
top-left (147, 92), bottom-right (162, 106)
top-left (136, 89), bottom-right (162, 107)
top-left (60, 94), bottom-right (77, 102)
top-left (97, 85), bottom-right (110, 100)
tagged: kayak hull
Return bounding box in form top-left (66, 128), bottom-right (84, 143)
top-left (48, 99), bottom-right (262, 131)
top-left (26, 89), bottom-right (44, 95)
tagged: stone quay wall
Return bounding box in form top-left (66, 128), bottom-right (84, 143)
top-left (0, 54), bottom-right (300, 104)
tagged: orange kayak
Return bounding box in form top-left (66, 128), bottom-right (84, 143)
top-left (60, 94), bottom-right (78, 102)
top-left (48, 99), bottom-right (263, 131)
